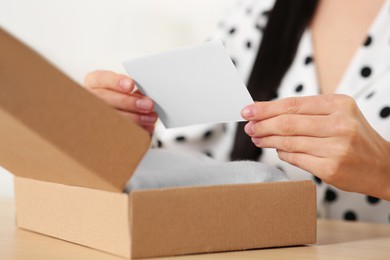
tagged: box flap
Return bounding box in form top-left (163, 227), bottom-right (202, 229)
top-left (0, 28), bottom-right (151, 192)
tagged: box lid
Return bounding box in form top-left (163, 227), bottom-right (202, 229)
top-left (0, 28), bottom-right (151, 192)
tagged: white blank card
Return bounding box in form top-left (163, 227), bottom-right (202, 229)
top-left (123, 41), bottom-right (254, 128)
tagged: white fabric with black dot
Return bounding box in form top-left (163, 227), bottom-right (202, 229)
top-left (152, 0), bottom-right (390, 223)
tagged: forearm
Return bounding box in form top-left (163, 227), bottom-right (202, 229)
top-left (380, 141), bottom-right (390, 201)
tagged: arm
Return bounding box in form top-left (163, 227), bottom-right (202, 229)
top-left (241, 94), bottom-right (390, 200)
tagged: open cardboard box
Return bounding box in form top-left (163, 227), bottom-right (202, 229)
top-left (0, 28), bottom-right (316, 259)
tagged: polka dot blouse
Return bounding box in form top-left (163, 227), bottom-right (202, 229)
top-left (153, 0), bottom-right (390, 223)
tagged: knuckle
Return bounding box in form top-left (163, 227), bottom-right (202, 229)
top-left (322, 95), bottom-right (335, 108)
top-left (84, 70), bottom-right (106, 88)
top-left (339, 141), bottom-right (354, 162)
top-left (93, 70), bottom-right (108, 84)
top-left (85, 70), bottom-right (120, 89)
top-left (335, 94), bottom-right (357, 114)
top-left (119, 95), bottom-right (132, 110)
top-left (90, 88), bottom-right (105, 98)
top-left (83, 71), bottom-right (98, 88)
top-left (333, 116), bottom-right (359, 137)
top-left (119, 111), bottom-right (139, 123)
top-left (284, 98), bottom-right (301, 114)
top-left (278, 150), bottom-right (298, 166)
top-left (280, 116), bottom-right (294, 134)
top-left (321, 162), bottom-right (341, 184)
top-left (333, 139), bottom-right (348, 157)
top-left (333, 94), bottom-right (350, 103)
top-left (332, 120), bottom-right (348, 136)
top-left (287, 153), bottom-right (298, 166)
top-left (252, 122), bottom-right (262, 136)
top-left (282, 137), bottom-right (295, 152)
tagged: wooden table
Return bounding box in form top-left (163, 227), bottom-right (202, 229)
top-left (1, 198), bottom-right (390, 260)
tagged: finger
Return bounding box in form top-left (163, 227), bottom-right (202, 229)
top-left (241, 94), bottom-right (354, 121)
top-left (133, 89), bottom-right (144, 96)
top-left (118, 110), bottom-right (155, 135)
top-left (139, 112), bottom-right (158, 125)
top-left (276, 150), bottom-right (326, 179)
top-left (252, 136), bottom-right (334, 157)
top-left (94, 89), bottom-right (154, 113)
top-left (144, 125), bottom-right (155, 134)
top-left (244, 114), bottom-right (334, 137)
top-left (117, 110), bottom-right (158, 126)
top-left (84, 70), bottom-right (135, 93)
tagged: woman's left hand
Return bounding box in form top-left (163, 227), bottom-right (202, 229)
top-left (241, 94), bottom-right (390, 199)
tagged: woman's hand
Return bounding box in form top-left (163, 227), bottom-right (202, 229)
top-left (84, 70), bottom-right (157, 134)
top-left (241, 94), bottom-right (390, 200)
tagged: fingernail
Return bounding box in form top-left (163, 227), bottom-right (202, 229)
top-left (244, 122), bottom-right (254, 135)
top-left (119, 79), bottom-right (131, 91)
top-left (136, 98), bottom-right (153, 111)
top-left (140, 115), bottom-right (157, 123)
top-left (241, 105), bottom-right (254, 118)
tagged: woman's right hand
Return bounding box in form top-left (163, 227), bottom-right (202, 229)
top-left (84, 70), bottom-right (157, 134)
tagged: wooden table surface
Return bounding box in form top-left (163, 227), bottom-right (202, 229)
top-left (1, 198), bottom-right (390, 260)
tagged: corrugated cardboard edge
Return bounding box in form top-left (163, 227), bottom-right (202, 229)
top-left (14, 177), bottom-right (132, 258)
top-left (130, 180), bottom-right (317, 259)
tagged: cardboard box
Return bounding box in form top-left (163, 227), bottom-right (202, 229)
top-left (0, 28), bottom-right (317, 259)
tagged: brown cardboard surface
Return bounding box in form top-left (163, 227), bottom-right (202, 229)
top-left (0, 28), bottom-right (150, 192)
top-left (14, 177), bottom-right (131, 257)
top-left (0, 108), bottom-right (126, 191)
top-left (14, 177), bottom-right (316, 259)
top-left (130, 180), bottom-right (316, 259)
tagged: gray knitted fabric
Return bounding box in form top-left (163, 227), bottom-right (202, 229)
top-left (125, 148), bottom-right (289, 192)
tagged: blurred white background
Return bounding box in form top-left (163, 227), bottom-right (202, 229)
top-left (0, 0), bottom-right (236, 197)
